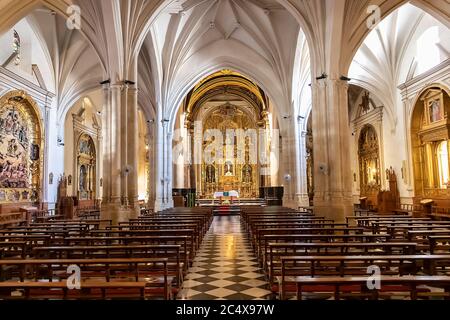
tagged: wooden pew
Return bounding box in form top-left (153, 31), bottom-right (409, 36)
top-left (0, 257), bottom-right (171, 299)
top-left (62, 235), bottom-right (192, 268)
top-left (0, 241), bottom-right (27, 258)
top-left (287, 275), bottom-right (450, 300)
top-left (88, 229), bottom-right (199, 254)
top-left (265, 242), bottom-right (418, 285)
top-left (256, 234), bottom-right (392, 264)
top-left (429, 236), bottom-right (450, 254)
top-left (0, 281), bottom-right (152, 300)
top-left (32, 244), bottom-right (184, 287)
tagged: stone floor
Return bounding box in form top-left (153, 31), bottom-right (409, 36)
top-left (177, 215), bottom-right (272, 300)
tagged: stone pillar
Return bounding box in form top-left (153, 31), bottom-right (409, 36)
top-left (154, 116), bottom-right (167, 212)
top-left (166, 131), bottom-right (174, 208)
top-left (100, 81), bottom-right (139, 223)
top-left (127, 86), bottom-right (139, 218)
top-left (280, 116), bottom-right (298, 209)
top-left (101, 82), bottom-right (111, 204)
top-left (311, 79), bottom-right (353, 222)
top-left (42, 103), bottom-right (51, 203)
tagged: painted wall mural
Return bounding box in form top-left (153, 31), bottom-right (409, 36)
top-left (0, 91), bottom-right (42, 203)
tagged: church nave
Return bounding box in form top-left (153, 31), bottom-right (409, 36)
top-left (178, 216), bottom-right (270, 300)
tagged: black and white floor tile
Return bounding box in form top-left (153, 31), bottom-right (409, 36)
top-left (177, 216), bottom-right (272, 300)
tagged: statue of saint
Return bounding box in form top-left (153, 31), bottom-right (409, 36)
top-left (206, 165), bottom-right (215, 183)
top-left (225, 161), bottom-right (233, 176)
top-left (242, 164), bottom-right (252, 183)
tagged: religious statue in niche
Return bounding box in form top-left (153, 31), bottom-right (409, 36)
top-left (242, 164), bottom-right (252, 183)
top-left (206, 164), bottom-right (216, 183)
top-left (79, 165), bottom-right (87, 192)
top-left (428, 99), bottom-right (442, 123)
top-left (359, 91), bottom-right (371, 114)
top-left (12, 30), bottom-right (21, 65)
top-left (77, 134), bottom-right (96, 200)
top-left (30, 144), bottom-right (39, 161)
top-left (68, 175), bottom-right (72, 186)
top-left (224, 161), bottom-right (234, 176)
top-left (49, 173), bottom-right (53, 185)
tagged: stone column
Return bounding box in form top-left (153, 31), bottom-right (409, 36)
top-left (280, 116), bottom-right (299, 209)
top-left (101, 82), bottom-right (111, 203)
top-left (127, 85), bottom-right (139, 218)
top-left (154, 116), bottom-right (166, 212)
top-left (166, 131), bottom-right (174, 208)
top-left (311, 79), bottom-right (353, 222)
top-left (42, 102), bottom-right (51, 203)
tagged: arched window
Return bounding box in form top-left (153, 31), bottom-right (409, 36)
top-left (437, 140), bottom-right (449, 189)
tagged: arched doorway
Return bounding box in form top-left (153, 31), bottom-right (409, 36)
top-left (411, 85), bottom-right (450, 199)
top-left (0, 90), bottom-right (43, 203)
top-left (77, 134), bottom-right (96, 200)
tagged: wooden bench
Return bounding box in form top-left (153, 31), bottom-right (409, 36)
top-left (0, 241), bottom-right (27, 258)
top-left (256, 234), bottom-right (392, 264)
top-left (429, 236), bottom-right (450, 254)
top-left (61, 235), bottom-right (193, 267)
top-left (0, 281), bottom-right (150, 300)
top-left (0, 212), bottom-right (27, 227)
top-left (265, 243), bottom-right (418, 288)
top-left (281, 275), bottom-right (450, 300)
top-left (32, 244), bottom-right (184, 287)
top-left (266, 242), bottom-right (418, 277)
top-left (0, 257), bottom-right (172, 299)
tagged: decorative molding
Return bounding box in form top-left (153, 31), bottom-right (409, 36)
top-left (398, 59), bottom-right (450, 98)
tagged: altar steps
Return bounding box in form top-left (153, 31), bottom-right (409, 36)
top-left (213, 206), bottom-right (241, 216)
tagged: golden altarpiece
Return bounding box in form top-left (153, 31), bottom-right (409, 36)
top-left (0, 91), bottom-right (43, 203)
top-left (200, 104), bottom-right (260, 198)
top-left (76, 134), bottom-right (96, 200)
top-left (182, 70), bottom-right (271, 199)
top-left (412, 86), bottom-right (450, 203)
top-left (72, 109), bottom-right (100, 202)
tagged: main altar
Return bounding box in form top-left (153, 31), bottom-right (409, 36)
top-left (212, 190), bottom-right (239, 205)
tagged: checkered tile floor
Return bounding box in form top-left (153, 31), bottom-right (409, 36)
top-left (177, 216), bottom-right (272, 300)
